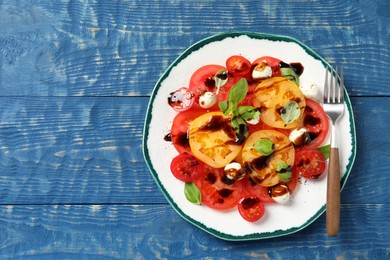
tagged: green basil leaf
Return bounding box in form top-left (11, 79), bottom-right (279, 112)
top-left (276, 161), bottom-right (289, 172)
top-left (231, 117), bottom-right (246, 130)
top-left (218, 100), bottom-right (229, 114)
top-left (281, 67), bottom-right (300, 86)
top-left (254, 139), bottom-right (275, 156)
top-left (231, 117), bottom-right (249, 143)
top-left (246, 110), bottom-right (261, 124)
top-left (228, 78), bottom-right (248, 105)
top-left (278, 171), bottom-right (292, 182)
top-left (317, 144), bottom-right (331, 160)
top-left (238, 107), bottom-right (260, 122)
top-left (184, 182), bottom-right (201, 205)
top-left (276, 162), bottom-right (292, 182)
top-left (241, 111), bottom-right (256, 121)
top-left (237, 106), bottom-right (255, 115)
top-left (280, 101), bottom-right (301, 124)
top-left (218, 78), bottom-right (251, 142)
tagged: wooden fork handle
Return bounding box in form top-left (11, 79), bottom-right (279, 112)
top-left (326, 147), bottom-right (340, 236)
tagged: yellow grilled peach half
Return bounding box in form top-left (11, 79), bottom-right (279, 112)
top-left (253, 77), bottom-right (306, 129)
top-left (189, 112), bottom-right (242, 168)
top-left (241, 130), bottom-right (294, 187)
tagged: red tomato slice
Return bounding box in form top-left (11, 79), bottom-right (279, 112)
top-left (299, 98), bottom-right (329, 148)
top-left (189, 64), bottom-right (226, 99)
top-left (242, 176), bottom-right (275, 204)
top-left (168, 87), bottom-right (195, 112)
top-left (226, 55), bottom-right (252, 78)
top-left (170, 153), bottom-right (202, 182)
top-left (193, 167), bottom-right (244, 210)
top-left (237, 196), bottom-right (265, 222)
top-left (293, 148), bottom-right (326, 179)
top-left (252, 56), bottom-right (282, 77)
top-left (170, 106), bottom-right (205, 154)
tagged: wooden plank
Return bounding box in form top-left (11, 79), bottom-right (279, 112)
top-left (344, 97), bottom-right (390, 204)
top-left (0, 96), bottom-right (387, 206)
top-left (0, 0), bottom-right (387, 258)
top-left (0, 96), bottom-right (164, 204)
top-left (0, 204), bottom-right (388, 259)
top-left (0, 1), bottom-right (388, 97)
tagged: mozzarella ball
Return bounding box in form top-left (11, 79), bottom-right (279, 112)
top-left (300, 83), bottom-right (321, 101)
top-left (289, 128), bottom-right (310, 146)
top-left (252, 62), bottom-right (272, 80)
top-left (199, 92), bottom-right (217, 108)
top-left (272, 190), bottom-right (290, 204)
top-left (224, 162), bottom-right (245, 181)
top-left (270, 183), bottom-right (291, 204)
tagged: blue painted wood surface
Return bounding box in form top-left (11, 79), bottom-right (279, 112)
top-left (0, 0), bottom-right (389, 259)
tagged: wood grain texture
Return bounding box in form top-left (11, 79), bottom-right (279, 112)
top-left (0, 97), bottom-right (163, 204)
top-left (0, 0), bottom-right (389, 97)
top-left (1, 0), bottom-right (389, 258)
top-left (0, 204), bottom-right (388, 259)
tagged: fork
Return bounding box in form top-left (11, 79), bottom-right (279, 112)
top-left (323, 66), bottom-right (345, 237)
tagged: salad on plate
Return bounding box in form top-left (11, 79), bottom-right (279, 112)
top-left (164, 54), bottom-right (330, 223)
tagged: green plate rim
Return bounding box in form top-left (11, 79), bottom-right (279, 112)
top-left (142, 31), bottom-right (357, 241)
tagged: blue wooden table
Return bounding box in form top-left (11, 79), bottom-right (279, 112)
top-left (0, 0), bottom-right (389, 259)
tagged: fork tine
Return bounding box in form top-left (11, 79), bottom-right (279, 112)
top-left (332, 66), bottom-right (338, 103)
top-left (339, 66), bottom-right (344, 103)
top-left (324, 68), bottom-right (329, 103)
top-left (324, 65), bottom-right (345, 104)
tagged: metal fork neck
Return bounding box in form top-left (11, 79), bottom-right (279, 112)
top-left (330, 123), bottom-right (338, 148)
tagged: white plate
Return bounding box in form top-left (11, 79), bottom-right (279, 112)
top-left (143, 32), bottom-right (357, 240)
